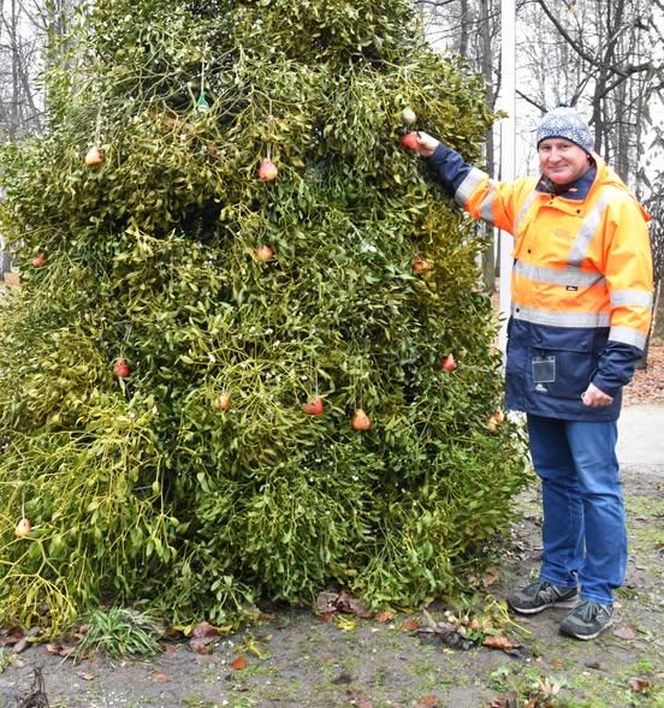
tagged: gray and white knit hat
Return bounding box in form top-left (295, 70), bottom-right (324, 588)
top-left (536, 106), bottom-right (594, 154)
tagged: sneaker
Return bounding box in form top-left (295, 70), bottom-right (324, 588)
top-left (559, 600), bottom-right (613, 640)
top-left (507, 579), bottom-right (579, 614)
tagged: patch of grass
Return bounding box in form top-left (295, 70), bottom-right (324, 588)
top-left (0, 646), bottom-right (15, 673)
top-left (75, 607), bottom-right (162, 660)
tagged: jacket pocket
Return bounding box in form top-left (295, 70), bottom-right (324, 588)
top-left (529, 329), bottom-right (599, 400)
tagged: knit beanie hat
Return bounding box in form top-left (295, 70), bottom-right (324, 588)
top-left (536, 106), bottom-right (594, 154)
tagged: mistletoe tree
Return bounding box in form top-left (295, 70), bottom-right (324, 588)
top-left (0, 0), bottom-right (527, 631)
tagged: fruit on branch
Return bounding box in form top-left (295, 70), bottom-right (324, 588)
top-left (441, 353), bottom-right (457, 372)
top-left (302, 396), bottom-right (324, 416)
top-left (217, 391), bottom-right (231, 411)
top-left (258, 159), bottom-right (278, 182)
top-left (15, 517), bottom-right (32, 538)
top-left (402, 107), bottom-right (417, 125)
top-left (399, 132), bottom-right (419, 151)
top-left (113, 358), bottom-right (131, 378)
top-left (31, 253), bottom-right (47, 268)
top-left (412, 257), bottom-right (433, 274)
top-left (255, 245), bottom-right (274, 262)
top-left (84, 145), bottom-right (104, 168)
top-left (351, 408), bottom-right (371, 431)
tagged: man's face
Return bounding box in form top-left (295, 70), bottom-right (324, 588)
top-left (538, 138), bottom-right (591, 185)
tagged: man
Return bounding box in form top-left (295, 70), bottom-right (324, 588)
top-left (410, 106), bottom-right (653, 640)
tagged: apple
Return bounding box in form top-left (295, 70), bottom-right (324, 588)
top-left (32, 252), bottom-right (47, 268)
top-left (113, 358), bottom-right (131, 378)
top-left (402, 107), bottom-right (417, 125)
top-left (351, 408), bottom-right (371, 431)
top-left (441, 353), bottom-right (457, 372)
top-left (486, 410), bottom-right (505, 433)
top-left (217, 391), bottom-right (231, 411)
top-left (15, 517), bottom-right (32, 538)
top-left (412, 257), bottom-right (433, 274)
top-left (400, 132), bottom-right (419, 151)
top-left (258, 158), bottom-right (278, 182)
top-left (255, 245), bottom-right (274, 262)
top-left (302, 396), bottom-right (324, 416)
top-left (84, 145), bottom-right (104, 168)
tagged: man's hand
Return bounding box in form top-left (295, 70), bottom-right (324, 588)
top-left (581, 382), bottom-right (614, 408)
top-left (412, 131), bottom-right (440, 158)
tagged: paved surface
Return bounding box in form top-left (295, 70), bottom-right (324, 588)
top-left (617, 403), bottom-right (664, 470)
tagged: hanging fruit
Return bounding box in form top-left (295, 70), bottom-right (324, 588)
top-left (258, 158), bottom-right (278, 182)
top-left (255, 245), bottom-right (274, 262)
top-left (440, 353), bottom-right (457, 372)
top-left (351, 409), bottom-right (371, 431)
top-left (84, 145), bottom-right (104, 168)
top-left (113, 358), bottom-right (131, 378)
top-left (399, 132), bottom-right (419, 151)
top-left (31, 252), bottom-right (47, 268)
top-left (412, 257), bottom-right (433, 274)
top-left (401, 107), bottom-right (417, 125)
top-left (217, 391), bottom-right (231, 411)
top-left (302, 396), bottom-right (324, 416)
top-left (15, 517), bottom-right (32, 538)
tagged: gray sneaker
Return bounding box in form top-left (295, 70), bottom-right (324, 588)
top-left (559, 600), bottom-right (613, 640)
top-left (507, 579), bottom-right (579, 615)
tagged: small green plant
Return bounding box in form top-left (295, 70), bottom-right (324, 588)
top-left (0, 646), bottom-right (15, 673)
top-left (75, 607), bottom-right (162, 659)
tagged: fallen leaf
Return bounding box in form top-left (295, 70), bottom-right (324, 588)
top-left (189, 637), bottom-right (215, 655)
top-left (11, 637), bottom-right (29, 654)
top-left (400, 618), bottom-right (420, 633)
top-left (483, 635), bottom-right (521, 651)
top-left (414, 695), bottom-right (440, 707)
top-left (79, 671), bottom-right (94, 681)
top-left (483, 566), bottom-right (501, 588)
top-left (374, 610), bottom-right (394, 623)
top-left (316, 591), bottom-right (339, 614)
top-left (190, 621), bottom-right (219, 639)
top-left (629, 677), bottom-right (651, 694)
top-left (46, 642), bottom-right (74, 657)
top-left (489, 691), bottom-right (518, 708)
top-left (347, 597), bottom-right (372, 619)
top-left (346, 688), bottom-right (373, 708)
top-left (335, 615), bottom-right (358, 632)
top-left (230, 654), bottom-right (247, 671)
top-left (613, 625), bottom-right (637, 640)
top-left (153, 672), bottom-right (171, 684)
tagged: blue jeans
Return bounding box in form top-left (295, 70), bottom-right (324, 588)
top-left (527, 414), bottom-right (627, 606)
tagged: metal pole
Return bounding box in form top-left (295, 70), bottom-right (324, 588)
top-left (497, 0), bottom-right (516, 355)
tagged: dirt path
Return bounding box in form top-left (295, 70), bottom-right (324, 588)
top-left (1, 404), bottom-right (663, 707)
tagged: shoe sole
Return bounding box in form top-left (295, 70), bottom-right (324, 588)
top-left (560, 618), bottom-right (613, 641)
top-left (509, 597), bottom-right (580, 615)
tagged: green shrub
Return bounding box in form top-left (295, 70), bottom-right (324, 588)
top-left (0, 0), bottom-right (528, 632)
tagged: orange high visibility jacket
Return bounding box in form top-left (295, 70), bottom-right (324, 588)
top-left (428, 144), bottom-right (653, 420)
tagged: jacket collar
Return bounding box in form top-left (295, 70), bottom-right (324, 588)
top-left (535, 164), bottom-right (597, 201)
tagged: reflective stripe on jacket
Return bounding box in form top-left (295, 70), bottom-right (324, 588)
top-left (428, 144), bottom-right (653, 421)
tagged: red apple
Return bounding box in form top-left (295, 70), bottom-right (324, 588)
top-left (400, 132), bottom-right (419, 151)
top-left (255, 245), bottom-right (274, 261)
top-left (351, 408), bottom-right (371, 431)
top-left (15, 517), bottom-right (32, 538)
top-left (85, 145), bottom-right (104, 168)
top-left (412, 257), bottom-right (433, 274)
top-left (217, 391), bottom-right (231, 411)
top-left (441, 353), bottom-right (457, 372)
top-left (113, 358), bottom-right (131, 378)
top-left (32, 252), bottom-right (47, 268)
top-left (302, 396), bottom-right (324, 416)
top-left (258, 158), bottom-right (278, 182)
